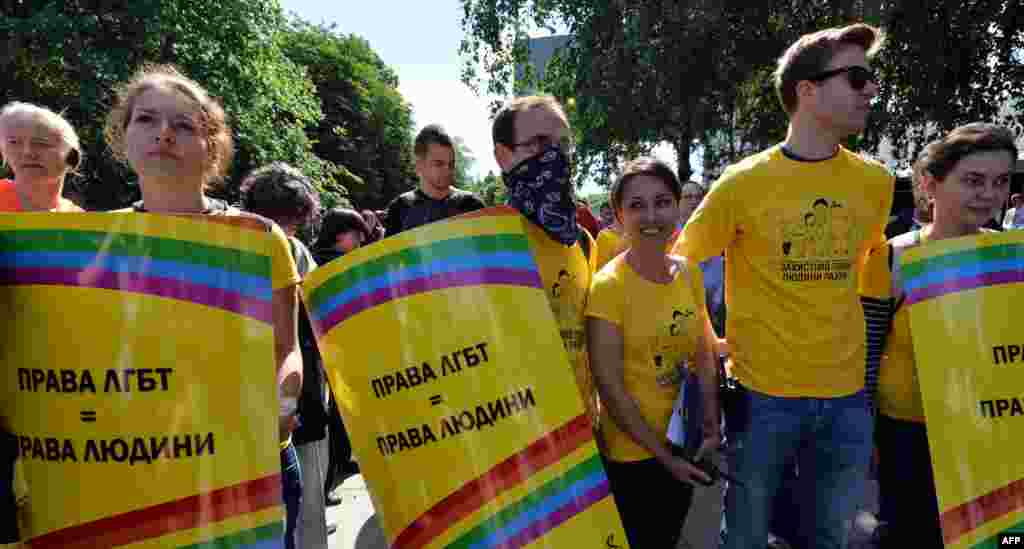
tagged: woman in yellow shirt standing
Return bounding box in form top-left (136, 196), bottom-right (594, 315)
top-left (586, 157), bottom-right (720, 548)
top-left (862, 123), bottom-right (1017, 548)
top-left (103, 65), bottom-right (304, 548)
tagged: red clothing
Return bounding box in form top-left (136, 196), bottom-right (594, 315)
top-left (575, 204), bottom-right (600, 238)
top-left (0, 179), bottom-right (80, 212)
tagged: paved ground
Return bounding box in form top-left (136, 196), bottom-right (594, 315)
top-left (325, 472), bottom-right (879, 549)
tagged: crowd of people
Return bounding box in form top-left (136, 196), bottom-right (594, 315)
top-left (2, 20), bottom-right (1021, 549)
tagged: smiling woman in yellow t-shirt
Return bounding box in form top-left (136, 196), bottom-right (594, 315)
top-left (586, 157), bottom-right (720, 549)
top-left (861, 123), bottom-right (1018, 549)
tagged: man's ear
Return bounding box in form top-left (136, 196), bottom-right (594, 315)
top-left (919, 172), bottom-right (937, 201)
top-left (795, 80), bottom-right (817, 110)
top-left (66, 148), bottom-right (80, 169)
top-left (494, 143), bottom-right (513, 173)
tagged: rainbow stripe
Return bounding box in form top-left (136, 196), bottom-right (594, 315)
top-left (28, 474), bottom-right (282, 548)
top-left (393, 414), bottom-right (600, 549)
top-left (446, 454), bottom-right (609, 549)
top-left (307, 233), bottom-right (542, 334)
top-left (0, 229), bottom-right (273, 324)
top-left (939, 476), bottom-right (1024, 547)
top-left (902, 242), bottom-right (1024, 306)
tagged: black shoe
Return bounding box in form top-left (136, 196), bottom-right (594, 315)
top-left (327, 523), bottom-right (338, 536)
top-left (326, 493), bottom-right (343, 507)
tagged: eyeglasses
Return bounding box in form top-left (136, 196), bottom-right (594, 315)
top-left (807, 65), bottom-right (877, 91)
top-left (511, 134), bottom-right (575, 158)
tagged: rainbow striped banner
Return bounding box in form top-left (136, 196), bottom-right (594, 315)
top-left (306, 231), bottom-right (541, 335)
top-left (0, 227), bottom-right (273, 324)
top-left (902, 241), bottom-right (1024, 306)
top-left (27, 475), bottom-right (282, 549)
top-left (303, 207), bottom-right (628, 548)
top-left (903, 231), bottom-right (1024, 548)
top-left (1, 213), bottom-right (284, 549)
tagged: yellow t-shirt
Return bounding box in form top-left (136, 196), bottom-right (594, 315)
top-left (113, 206), bottom-right (300, 290)
top-left (585, 254), bottom-right (707, 462)
top-left (596, 228), bottom-right (628, 270)
top-left (523, 221), bottom-right (599, 425)
top-left (678, 145), bottom-right (894, 397)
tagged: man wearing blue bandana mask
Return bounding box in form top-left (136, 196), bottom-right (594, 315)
top-left (492, 95), bottom-right (599, 428)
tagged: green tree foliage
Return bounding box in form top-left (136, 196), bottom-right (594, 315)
top-left (464, 171), bottom-right (506, 207)
top-left (460, 0), bottom-right (1024, 183)
top-left (452, 135), bottom-right (477, 189)
top-left (1, 1), bottom-right (419, 211)
top-left (280, 18), bottom-right (417, 210)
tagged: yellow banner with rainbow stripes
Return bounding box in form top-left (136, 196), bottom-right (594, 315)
top-left (904, 230), bottom-right (1024, 548)
top-left (303, 207), bottom-right (629, 549)
top-left (0, 213), bottom-right (283, 548)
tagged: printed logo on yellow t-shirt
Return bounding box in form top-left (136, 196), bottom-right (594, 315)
top-left (779, 197), bottom-right (862, 282)
top-left (550, 268), bottom-right (585, 354)
top-left (653, 308), bottom-right (694, 387)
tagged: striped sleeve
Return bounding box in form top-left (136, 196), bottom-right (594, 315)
top-left (860, 244), bottom-right (894, 413)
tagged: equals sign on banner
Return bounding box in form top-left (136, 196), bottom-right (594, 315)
top-left (80, 410), bottom-right (97, 423)
top-left (429, 395), bottom-right (443, 406)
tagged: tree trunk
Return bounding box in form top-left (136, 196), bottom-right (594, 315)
top-left (675, 130), bottom-right (692, 182)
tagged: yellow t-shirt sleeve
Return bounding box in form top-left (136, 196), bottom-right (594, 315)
top-left (677, 172), bottom-right (738, 262)
top-left (269, 223), bottom-right (301, 290)
top-left (686, 259), bottom-right (709, 323)
top-left (860, 171), bottom-right (896, 270)
top-left (584, 266), bottom-right (624, 327)
top-left (859, 243), bottom-right (892, 299)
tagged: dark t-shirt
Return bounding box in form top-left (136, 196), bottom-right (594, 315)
top-left (1, 430), bottom-right (17, 542)
top-left (384, 188), bottom-right (485, 236)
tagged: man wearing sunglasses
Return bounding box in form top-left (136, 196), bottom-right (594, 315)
top-left (677, 23), bottom-right (895, 549)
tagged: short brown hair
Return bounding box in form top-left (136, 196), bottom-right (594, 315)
top-left (919, 123), bottom-right (1019, 180)
top-left (105, 64), bottom-right (234, 187)
top-left (610, 157), bottom-right (683, 212)
top-left (774, 23), bottom-right (884, 116)
top-left (414, 124), bottom-right (454, 158)
top-left (491, 95), bottom-right (568, 147)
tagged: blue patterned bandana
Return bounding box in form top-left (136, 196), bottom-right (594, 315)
top-left (503, 145), bottom-right (579, 245)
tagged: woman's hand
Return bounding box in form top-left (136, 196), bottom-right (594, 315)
top-left (659, 453), bottom-right (712, 486)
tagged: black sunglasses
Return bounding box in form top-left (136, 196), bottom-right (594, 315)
top-left (807, 65), bottom-right (877, 90)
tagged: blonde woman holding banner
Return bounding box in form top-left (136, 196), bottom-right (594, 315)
top-left (103, 65), bottom-right (304, 548)
top-left (0, 102), bottom-right (83, 212)
top-left (586, 157), bottom-right (720, 548)
top-left (862, 123), bottom-right (1018, 548)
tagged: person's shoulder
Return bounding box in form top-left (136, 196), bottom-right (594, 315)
top-left (593, 253), bottom-right (627, 285)
top-left (713, 145), bottom-right (781, 190)
top-left (841, 148), bottom-right (892, 179)
top-left (388, 190), bottom-right (418, 208)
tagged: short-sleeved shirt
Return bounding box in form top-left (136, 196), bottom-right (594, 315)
top-left (523, 220), bottom-right (599, 425)
top-left (384, 187), bottom-right (485, 236)
top-left (586, 254), bottom-right (707, 462)
top-left (677, 145), bottom-right (894, 398)
top-left (0, 179), bottom-right (80, 212)
top-left (596, 228), bottom-right (628, 271)
top-left (124, 199), bottom-right (300, 290)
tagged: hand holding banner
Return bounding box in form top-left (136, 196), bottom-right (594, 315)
top-left (1, 213), bottom-right (283, 548)
top-left (303, 207), bottom-right (629, 549)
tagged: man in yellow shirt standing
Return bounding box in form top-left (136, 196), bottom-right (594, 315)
top-left (678, 24), bottom-right (894, 549)
top-left (490, 96), bottom-right (599, 426)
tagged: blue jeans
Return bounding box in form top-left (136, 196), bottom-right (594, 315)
top-left (281, 442), bottom-right (303, 549)
top-left (722, 386), bottom-right (872, 549)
